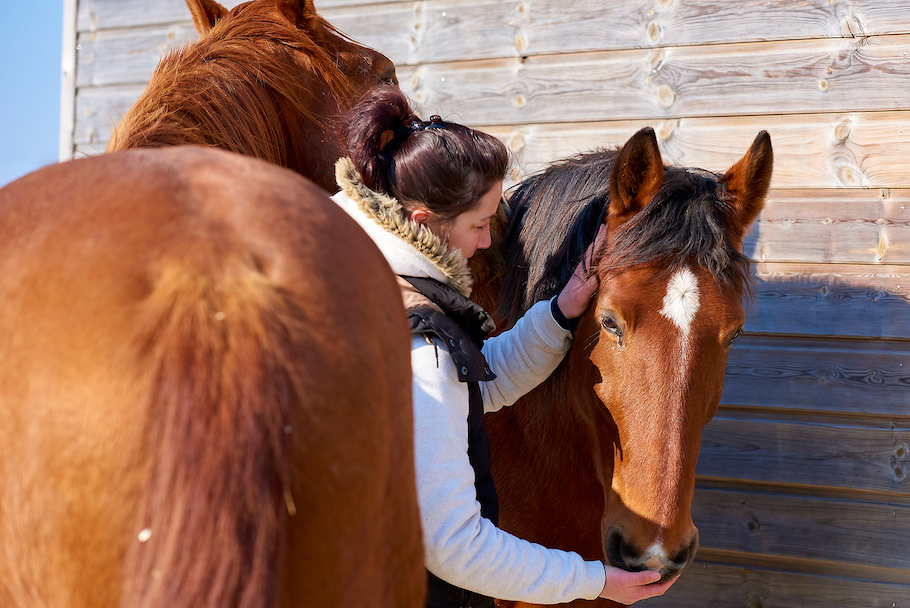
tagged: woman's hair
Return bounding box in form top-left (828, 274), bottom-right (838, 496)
top-left (341, 86), bottom-right (509, 223)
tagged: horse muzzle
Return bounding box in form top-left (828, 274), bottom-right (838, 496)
top-left (604, 525), bottom-right (698, 583)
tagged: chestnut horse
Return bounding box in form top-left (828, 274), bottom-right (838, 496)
top-left (478, 128), bottom-right (773, 607)
top-left (0, 1), bottom-right (425, 606)
top-left (107, 0), bottom-right (397, 192)
top-left (0, 146), bottom-right (424, 608)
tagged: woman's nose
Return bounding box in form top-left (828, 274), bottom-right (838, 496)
top-left (478, 228), bottom-right (492, 250)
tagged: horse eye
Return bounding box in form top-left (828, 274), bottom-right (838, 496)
top-left (601, 316), bottom-right (620, 334)
top-left (727, 328), bottom-right (742, 347)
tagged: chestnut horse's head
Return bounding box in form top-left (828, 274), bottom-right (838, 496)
top-left (496, 128), bottom-right (772, 584)
top-left (108, 0), bottom-right (397, 191)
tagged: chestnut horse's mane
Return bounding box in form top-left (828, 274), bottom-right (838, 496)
top-left (108, 2), bottom-right (356, 164)
top-left (498, 148), bottom-right (753, 324)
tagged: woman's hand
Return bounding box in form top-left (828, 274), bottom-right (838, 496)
top-left (599, 565), bottom-right (677, 605)
top-left (556, 225), bottom-right (606, 320)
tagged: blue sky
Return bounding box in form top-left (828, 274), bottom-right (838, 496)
top-left (0, 0), bottom-right (63, 187)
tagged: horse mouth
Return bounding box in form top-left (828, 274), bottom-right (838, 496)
top-left (605, 526), bottom-right (697, 583)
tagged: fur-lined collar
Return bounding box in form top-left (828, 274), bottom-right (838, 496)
top-left (334, 157), bottom-right (473, 296)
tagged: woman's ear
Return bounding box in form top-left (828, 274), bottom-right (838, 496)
top-left (409, 208), bottom-right (431, 225)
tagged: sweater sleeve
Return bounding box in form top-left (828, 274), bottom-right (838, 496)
top-left (411, 334), bottom-right (605, 604)
top-left (480, 298), bottom-right (573, 414)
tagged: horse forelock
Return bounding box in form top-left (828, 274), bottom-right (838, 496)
top-left (601, 167), bottom-right (753, 298)
top-left (499, 155), bottom-right (752, 325)
top-left (109, 1), bottom-right (357, 161)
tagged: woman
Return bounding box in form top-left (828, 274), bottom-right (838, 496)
top-left (331, 87), bottom-right (675, 607)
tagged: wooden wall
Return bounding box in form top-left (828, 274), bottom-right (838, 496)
top-left (62, 0), bottom-right (910, 605)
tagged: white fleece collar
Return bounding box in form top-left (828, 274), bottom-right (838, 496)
top-left (332, 157), bottom-right (473, 297)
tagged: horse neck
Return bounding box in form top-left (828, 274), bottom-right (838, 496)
top-left (107, 47), bottom-right (346, 192)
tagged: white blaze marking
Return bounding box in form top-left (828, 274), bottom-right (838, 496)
top-left (643, 542), bottom-right (668, 571)
top-left (660, 268), bottom-right (700, 337)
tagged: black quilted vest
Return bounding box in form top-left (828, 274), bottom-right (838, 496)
top-left (399, 276), bottom-right (499, 608)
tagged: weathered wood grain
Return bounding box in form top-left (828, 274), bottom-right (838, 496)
top-left (77, 0), bottom-right (910, 63)
top-left (76, 0), bottom-right (243, 31)
top-left (643, 559), bottom-right (910, 607)
top-left (75, 24), bottom-right (200, 87)
top-left (75, 26), bottom-right (910, 122)
top-left (406, 35), bottom-right (910, 125)
top-left (721, 336), bottom-right (910, 417)
top-left (696, 414), bottom-right (910, 494)
top-left (747, 189), bottom-right (910, 264)
top-left (691, 487), bottom-right (910, 569)
top-left (483, 112), bottom-right (910, 189)
top-left (747, 263), bottom-right (910, 339)
top-left (73, 84), bottom-right (144, 145)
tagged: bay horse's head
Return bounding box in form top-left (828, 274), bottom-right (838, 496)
top-left (108, 0), bottom-right (397, 191)
top-left (497, 128), bottom-right (772, 585)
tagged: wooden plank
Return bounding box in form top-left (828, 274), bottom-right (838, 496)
top-left (78, 0), bottom-right (910, 59)
top-left (77, 28), bottom-right (910, 118)
top-left (77, 0), bottom-right (244, 32)
top-left (643, 560), bottom-right (910, 607)
top-left (75, 24), bottom-right (200, 87)
top-left (520, 0), bottom-right (910, 57)
top-left (746, 189), bottom-right (910, 265)
top-left (61, 0), bottom-right (78, 161)
top-left (695, 414), bottom-right (910, 494)
top-left (691, 487), bottom-right (910, 570)
top-left (73, 85), bottom-right (145, 145)
top-left (408, 35), bottom-right (910, 125)
top-left (484, 112), bottom-right (910, 190)
top-left (721, 336), bottom-right (910, 417)
top-left (747, 263), bottom-right (910, 339)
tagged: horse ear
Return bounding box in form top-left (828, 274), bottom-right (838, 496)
top-left (185, 0), bottom-right (228, 33)
top-left (608, 127), bottom-right (664, 224)
top-left (721, 131), bottom-right (773, 247)
top-left (275, 0), bottom-right (318, 29)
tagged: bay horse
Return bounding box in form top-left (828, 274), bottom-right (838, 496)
top-left (478, 128), bottom-right (773, 607)
top-left (0, 145), bottom-right (424, 608)
top-left (107, 0), bottom-right (397, 192)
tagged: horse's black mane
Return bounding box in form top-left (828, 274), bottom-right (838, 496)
top-left (498, 148), bottom-right (752, 324)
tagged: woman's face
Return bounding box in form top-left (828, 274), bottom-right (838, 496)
top-left (440, 181), bottom-right (503, 260)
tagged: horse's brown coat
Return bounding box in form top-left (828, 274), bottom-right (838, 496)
top-left (0, 146), bottom-right (424, 608)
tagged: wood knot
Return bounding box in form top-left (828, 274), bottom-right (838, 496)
top-left (508, 131), bottom-right (525, 152)
top-left (648, 22), bottom-right (661, 42)
top-left (834, 118), bottom-right (852, 141)
top-left (514, 35), bottom-right (526, 53)
top-left (657, 84), bottom-right (676, 108)
top-left (658, 119), bottom-right (680, 141)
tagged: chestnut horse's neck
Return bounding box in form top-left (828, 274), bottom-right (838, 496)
top-left (107, 3), bottom-right (362, 192)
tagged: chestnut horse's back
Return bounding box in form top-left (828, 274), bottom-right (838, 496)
top-left (0, 147), bottom-right (423, 608)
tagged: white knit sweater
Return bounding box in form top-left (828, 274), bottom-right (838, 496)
top-left (331, 159), bottom-right (605, 603)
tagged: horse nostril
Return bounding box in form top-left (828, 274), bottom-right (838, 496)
top-left (605, 528), bottom-right (642, 571)
top-left (670, 533), bottom-right (698, 570)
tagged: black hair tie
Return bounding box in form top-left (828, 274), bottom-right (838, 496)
top-left (393, 115), bottom-right (446, 140)
top-left (425, 115), bottom-right (447, 130)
